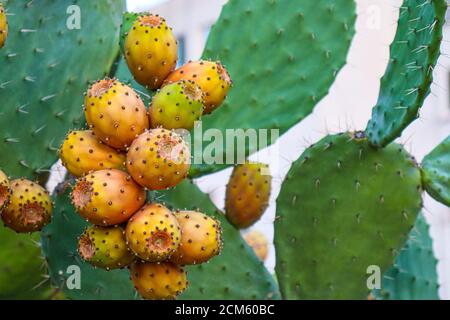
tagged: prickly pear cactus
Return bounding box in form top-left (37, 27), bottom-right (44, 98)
top-left (43, 180), bottom-right (279, 300)
top-left (0, 0), bottom-right (125, 178)
top-left (365, 0), bottom-right (446, 147)
top-left (421, 134), bottom-right (450, 206)
top-left (274, 132), bottom-right (422, 299)
top-left (373, 214), bottom-right (439, 300)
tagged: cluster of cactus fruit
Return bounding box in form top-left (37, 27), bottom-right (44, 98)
top-left (0, 0), bottom-right (449, 300)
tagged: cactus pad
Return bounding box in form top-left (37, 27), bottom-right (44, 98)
top-left (373, 213), bottom-right (439, 300)
top-left (274, 132), bottom-right (422, 299)
top-left (365, 0), bottom-right (446, 147)
top-left (0, 0), bottom-right (124, 178)
top-left (421, 134), bottom-right (450, 206)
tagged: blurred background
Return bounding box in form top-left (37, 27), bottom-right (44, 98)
top-left (104, 0), bottom-right (450, 298)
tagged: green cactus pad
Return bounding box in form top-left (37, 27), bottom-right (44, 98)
top-left (188, 0), bottom-right (355, 177)
top-left (152, 180), bottom-right (280, 300)
top-left (0, 0), bottom-right (124, 179)
top-left (373, 213), bottom-right (439, 300)
top-left (0, 227), bottom-right (53, 299)
top-left (43, 180), bottom-right (279, 300)
top-left (41, 185), bottom-right (138, 300)
top-left (365, 0), bottom-right (446, 147)
top-left (274, 132), bottom-right (422, 299)
top-left (421, 134), bottom-right (450, 206)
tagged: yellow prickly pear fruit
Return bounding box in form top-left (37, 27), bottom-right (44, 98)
top-left (225, 162), bottom-right (271, 229)
top-left (0, 169), bottom-right (10, 210)
top-left (243, 230), bottom-right (269, 262)
top-left (59, 130), bottom-right (126, 177)
top-left (71, 169), bottom-right (146, 226)
top-left (170, 210), bottom-right (222, 265)
top-left (78, 225), bottom-right (133, 270)
top-left (1, 179), bottom-right (52, 233)
top-left (130, 261), bottom-right (188, 300)
top-left (0, 4), bottom-right (8, 49)
top-left (125, 203), bottom-right (181, 262)
top-left (126, 128), bottom-right (190, 190)
top-left (84, 78), bottom-right (149, 150)
top-left (124, 14), bottom-right (178, 90)
top-left (164, 60), bottom-right (232, 114)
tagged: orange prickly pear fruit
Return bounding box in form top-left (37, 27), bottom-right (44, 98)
top-left (0, 169), bottom-right (10, 210)
top-left (78, 225), bottom-right (133, 270)
top-left (225, 162), bottom-right (271, 229)
top-left (243, 230), bottom-right (269, 261)
top-left (126, 128), bottom-right (190, 190)
top-left (59, 130), bottom-right (126, 177)
top-left (0, 3), bottom-right (8, 49)
top-left (125, 203), bottom-right (181, 262)
top-left (84, 78), bottom-right (149, 150)
top-left (170, 210), bottom-right (222, 265)
top-left (163, 60), bottom-right (232, 114)
top-left (124, 14), bottom-right (178, 90)
top-left (149, 80), bottom-right (204, 130)
top-left (130, 260), bottom-right (188, 300)
top-left (1, 179), bottom-right (53, 233)
top-left (71, 169), bottom-right (146, 226)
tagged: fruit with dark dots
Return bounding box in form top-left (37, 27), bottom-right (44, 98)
top-left (124, 14), bottom-right (178, 90)
top-left (59, 130), bottom-right (126, 177)
top-left (130, 260), bottom-right (188, 300)
top-left (0, 3), bottom-right (7, 49)
top-left (0, 169), bottom-right (10, 210)
top-left (225, 162), bottom-right (271, 228)
top-left (243, 230), bottom-right (268, 261)
top-left (126, 203), bottom-right (181, 262)
top-left (149, 80), bottom-right (204, 130)
top-left (84, 78), bottom-right (149, 150)
top-left (164, 60), bottom-right (232, 114)
top-left (1, 179), bottom-right (52, 233)
top-left (78, 225), bottom-right (133, 270)
top-left (170, 210), bottom-right (222, 265)
top-left (71, 169), bottom-right (146, 226)
top-left (126, 128), bottom-right (190, 190)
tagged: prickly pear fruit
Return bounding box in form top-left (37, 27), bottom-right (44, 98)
top-left (1, 179), bottom-right (52, 233)
top-left (149, 80), bottom-right (204, 130)
top-left (0, 4), bottom-right (7, 49)
top-left (71, 169), bottom-right (146, 226)
top-left (243, 230), bottom-right (268, 262)
top-left (59, 130), bottom-right (126, 177)
top-left (0, 169), bottom-right (10, 210)
top-left (84, 78), bottom-right (149, 150)
top-left (225, 162), bottom-right (271, 229)
top-left (130, 260), bottom-right (188, 300)
top-left (164, 60), bottom-right (232, 114)
top-left (170, 210), bottom-right (222, 265)
top-left (126, 128), bottom-right (190, 190)
top-left (126, 203), bottom-right (181, 262)
top-left (124, 14), bottom-right (178, 90)
top-left (78, 225), bottom-right (133, 270)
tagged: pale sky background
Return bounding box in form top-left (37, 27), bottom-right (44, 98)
top-left (127, 0), bottom-right (169, 11)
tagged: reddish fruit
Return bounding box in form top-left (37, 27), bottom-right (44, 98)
top-left (84, 78), bottom-right (149, 150)
top-left (1, 179), bottom-right (52, 233)
top-left (163, 60), bottom-right (232, 114)
top-left (124, 14), bottom-right (178, 90)
top-left (0, 169), bottom-right (10, 210)
top-left (126, 128), bottom-right (190, 190)
top-left (78, 225), bottom-right (133, 270)
top-left (225, 162), bottom-right (271, 228)
top-left (71, 169), bottom-right (146, 226)
top-left (126, 203), bottom-right (181, 262)
top-left (149, 80), bottom-right (204, 130)
top-left (170, 210), bottom-right (222, 265)
top-left (130, 261), bottom-right (188, 300)
top-left (243, 230), bottom-right (269, 261)
top-left (59, 130), bottom-right (126, 177)
top-left (0, 4), bottom-right (8, 49)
